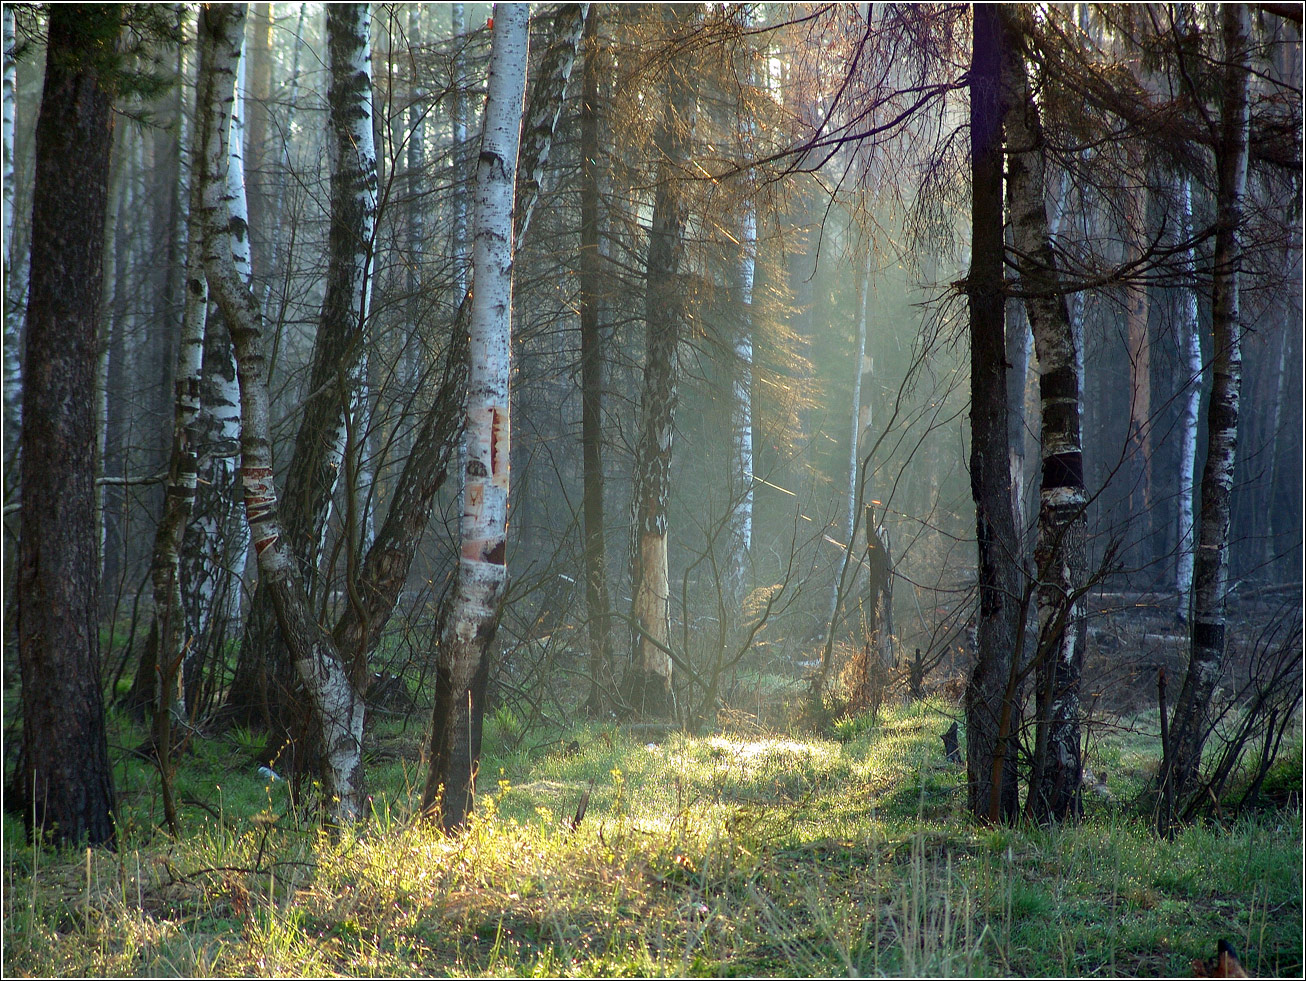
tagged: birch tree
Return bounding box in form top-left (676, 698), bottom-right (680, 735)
top-left (197, 3), bottom-right (365, 824)
top-left (330, 2), bottom-right (584, 675)
top-left (182, 27), bottom-right (251, 671)
top-left (1161, 3), bottom-right (1252, 824)
top-left (1001, 6), bottom-right (1089, 823)
top-left (230, 2), bottom-right (377, 736)
top-left (134, 8), bottom-right (208, 740)
top-left (1173, 174), bottom-right (1201, 619)
top-left (724, 11), bottom-right (757, 616)
top-left (2, 5), bottom-right (20, 458)
top-left (421, 2), bottom-right (530, 832)
top-left (451, 3), bottom-right (469, 297)
top-left (17, 2), bottom-right (120, 848)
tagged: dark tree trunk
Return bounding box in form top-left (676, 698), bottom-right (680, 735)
top-left (963, 2), bottom-right (1022, 824)
top-left (626, 5), bottom-right (695, 720)
top-left (579, 6), bottom-right (615, 716)
top-left (17, 2), bottom-right (120, 849)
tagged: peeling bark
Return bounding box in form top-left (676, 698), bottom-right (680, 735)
top-left (197, 4), bottom-right (364, 824)
top-left (330, 3), bottom-right (586, 677)
top-left (231, 2), bottom-right (378, 740)
top-left (421, 3), bottom-right (529, 832)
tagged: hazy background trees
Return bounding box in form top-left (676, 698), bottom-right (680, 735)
top-left (2, 2), bottom-right (1299, 834)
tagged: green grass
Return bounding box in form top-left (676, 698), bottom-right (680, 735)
top-left (3, 699), bottom-right (1301, 977)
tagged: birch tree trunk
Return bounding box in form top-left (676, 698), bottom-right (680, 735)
top-left (579, 5), bottom-right (615, 716)
top-left (421, 2), bottom-right (529, 832)
top-left (17, 2), bottom-right (119, 849)
top-left (450, 2), bottom-right (472, 519)
top-left (1006, 287), bottom-right (1031, 532)
top-left (330, 2), bottom-right (584, 675)
top-left (963, 2), bottom-right (1022, 824)
top-left (724, 16), bottom-right (756, 616)
top-left (2, 5), bottom-right (20, 461)
top-left (185, 26), bottom-right (253, 667)
top-left (1, 4), bottom-right (13, 266)
top-left (230, 2), bottom-right (377, 739)
top-left (197, 3), bottom-right (365, 824)
top-left (451, 3), bottom-right (469, 298)
top-left (1174, 174), bottom-right (1201, 618)
top-left (404, 3), bottom-right (425, 314)
top-left (626, 4), bottom-right (695, 720)
top-left (133, 11), bottom-right (208, 733)
top-left (1000, 7), bottom-right (1089, 824)
top-left (183, 315), bottom-right (246, 660)
top-left (1161, 4), bottom-right (1251, 822)
top-left (281, 0), bottom-right (377, 581)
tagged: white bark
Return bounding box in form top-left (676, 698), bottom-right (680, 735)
top-left (1166, 3), bottom-right (1251, 803)
top-left (451, 2), bottom-right (469, 298)
top-left (424, 1), bottom-right (529, 829)
top-left (2, 5), bottom-right (14, 265)
top-left (333, 2), bottom-right (583, 680)
top-left (1174, 174), bottom-right (1201, 616)
top-left (451, 2), bottom-right (527, 691)
top-left (1002, 7), bottom-right (1088, 821)
top-left (197, 3), bottom-right (364, 823)
top-left (147, 8), bottom-right (209, 718)
top-left (725, 25), bottom-right (756, 614)
top-left (452, 2), bottom-right (471, 516)
top-left (325, 3), bottom-right (377, 568)
top-left (196, 25), bottom-right (256, 632)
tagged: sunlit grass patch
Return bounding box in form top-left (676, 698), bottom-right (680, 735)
top-left (3, 698), bottom-right (1300, 977)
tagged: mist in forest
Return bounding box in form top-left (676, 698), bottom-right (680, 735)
top-left (1, 3), bottom-right (1300, 843)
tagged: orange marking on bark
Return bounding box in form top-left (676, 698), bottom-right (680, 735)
top-left (490, 406), bottom-right (510, 490)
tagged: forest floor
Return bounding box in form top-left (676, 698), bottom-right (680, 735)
top-left (2, 688), bottom-right (1301, 978)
